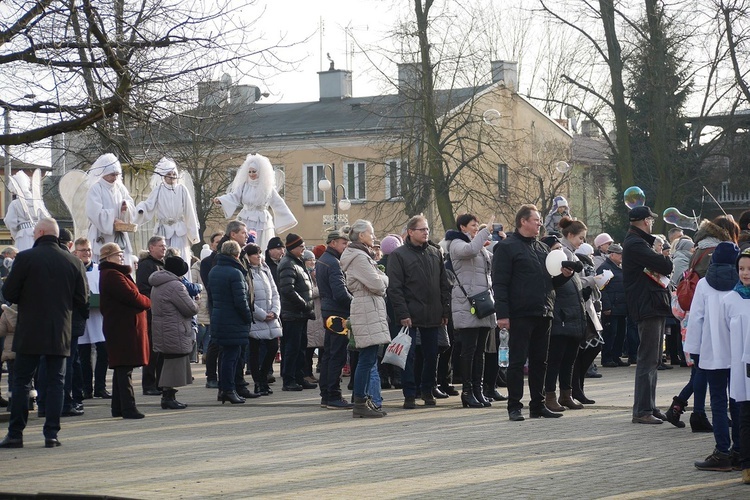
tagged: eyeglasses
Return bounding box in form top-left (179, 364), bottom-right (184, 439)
top-left (76, 248), bottom-right (92, 253)
top-left (411, 227), bottom-right (430, 232)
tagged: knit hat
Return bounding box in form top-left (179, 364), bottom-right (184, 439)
top-left (326, 230), bottom-right (348, 244)
top-left (59, 228), bottom-right (73, 244)
top-left (99, 242), bottom-right (123, 261)
top-left (266, 236), bottom-right (284, 251)
top-left (200, 244), bottom-right (212, 260)
top-left (285, 233), bottom-right (304, 251)
top-left (577, 243), bottom-right (594, 256)
top-left (165, 256), bottom-right (188, 277)
top-left (608, 243), bottom-right (623, 254)
top-left (712, 241), bottom-right (740, 265)
top-left (243, 243), bottom-right (261, 257)
top-left (380, 234), bottom-right (403, 255)
top-left (594, 233), bottom-right (614, 249)
top-left (302, 250), bottom-right (315, 261)
top-left (541, 234), bottom-right (561, 249)
top-left (312, 244), bottom-right (326, 259)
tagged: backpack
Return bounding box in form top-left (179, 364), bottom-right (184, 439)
top-left (676, 249), bottom-right (711, 311)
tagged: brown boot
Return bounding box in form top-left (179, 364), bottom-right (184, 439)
top-left (559, 389), bottom-right (584, 409)
top-left (545, 392), bottom-right (566, 412)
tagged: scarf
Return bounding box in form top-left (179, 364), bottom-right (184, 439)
top-left (733, 281), bottom-right (750, 299)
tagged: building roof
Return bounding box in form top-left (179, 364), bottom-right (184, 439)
top-left (572, 135), bottom-right (612, 167)
top-left (0, 155), bottom-right (52, 172)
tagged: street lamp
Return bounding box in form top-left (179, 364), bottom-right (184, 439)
top-left (318, 163), bottom-right (351, 229)
top-left (3, 93), bottom-right (36, 213)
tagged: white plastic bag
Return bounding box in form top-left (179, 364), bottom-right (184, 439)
top-left (381, 326), bottom-right (412, 370)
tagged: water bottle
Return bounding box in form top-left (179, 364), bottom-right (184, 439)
top-left (498, 328), bottom-right (509, 367)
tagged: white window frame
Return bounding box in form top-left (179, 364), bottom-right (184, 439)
top-left (303, 163), bottom-right (326, 205)
top-left (384, 159), bottom-right (406, 200)
top-left (343, 161), bottom-right (367, 201)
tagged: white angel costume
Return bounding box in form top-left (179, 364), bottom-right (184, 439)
top-left (135, 158), bottom-right (199, 267)
top-left (3, 170), bottom-right (50, 251)
top-left (85, 154), bottom-right (136, 263)
top-left (216, 153), bottom-right (297, 251)
top-left (79, 262), bottom-right (105, 345)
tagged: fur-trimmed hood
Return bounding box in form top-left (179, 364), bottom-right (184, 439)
top-left (694, 219), bottom-right (731, 245)
top-left (444, 229), bottom-right (471, 243)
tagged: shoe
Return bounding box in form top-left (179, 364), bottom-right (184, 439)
top-left (217, 390), bottom-right (245, 403)
top-left (254, 384), bottom-right (269, 396)
top-left (342, 363), bottom-right (351, 377)
top-left (352, 396), bottom-right (383, 418)
top-left (44, 438), bottom-right (61, 448)
top-left (367, 398), bottom-right (388, 416)
top-left (142, 388), bottom-right (161, 396)
top-left (472, 386), bottom-right (492, 407)
top-left (694, 449), bottom-right (732, 471)
top-left (572, 391), bottom-right (595, 405)
top-left (558, 389), bottom-right (583, 410)
top-left (440, 384), bottom-right (460, 396)
top-left (545, 391), bottom-right (566, 412)
top-left (529, 407), bottom-right (563, 418)
top-left (657, 363), bottom-right (673, 370)
top-left (161, 398), bottom-right (187, 410)
top-left (601, 360), bottom-right (618, 368)
top-left (261, 384), bottom-right (273, 395)
top-left (616, 358), bottom-right (631, 367)
top-left (508, 409), bottom-right (525, 421)
top-left (585, 367), bottom-right (603, 378)
top-left (304, 375), bottom-right (318, 384)
top-left (632, 414), bottom-right (663, 424)
top-left (121, 408), bottom-right (146, 419)
top-left (461, 390), bottom-right (484, 408)
top-left (484, 387), bottom-right (508, 402)
top-left (237, 387), bottom-right (261, 399)
top-left (690, 412), bottom-right (713, 433)
top-left (62, 407), bottom-right (84, 417)
top-left (267, 375), bottom-right (276, 384)
top-left (421, 390), bottom-right (436, 406)
top-left (320, 399), bottom-right (328, 408)
top-left (94, 389), bottom-right (112, 399)
top-left (432, 386), bottom-right (449, 399)
top-left (300, 379), bottom-right (318, 390)
top-left (0, 435), bottom-right (23, 448)
top-left (665, 396), bottom-right (687, 428)
top-left (282, 383), bottom-right (303, 392)
top-left (205, 380), bottom-right (219, 389)
top-left (652, 410), bottom-right (668, 421)
top-left (327, 398), bottom-right (354, 410)
top-left (219, 391), bottom-right (246, 404)
top-left (403, 397), bottom-right (416, 409)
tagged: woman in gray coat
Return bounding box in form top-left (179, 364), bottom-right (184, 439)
top-left (149, 257), bottom-right (198, 409)
top-left (446, 213), bottom-right (496, 408)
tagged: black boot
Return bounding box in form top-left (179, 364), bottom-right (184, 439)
top-left (461, 384), bottom-right (483, 408)
top-left (219, 391), bottom-right (246, 404)
top-left (690, 412), bottom-right (713, 433)
top-left (161, 389), bottom-right (187, 410)
top-left (472, 383), bottom-right (491, 407)
top-left (665, 396), bottom-right (687, 428)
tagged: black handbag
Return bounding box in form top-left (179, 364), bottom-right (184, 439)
top-left (450, 266), bottom-right (495, 319)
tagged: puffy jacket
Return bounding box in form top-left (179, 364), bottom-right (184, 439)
top-left (550, 245), bottom-right (586, 339)
top-left (597, 257), bottom-right (627, 316)
top-left (208, 254), bottom-right (252, 346)
top-left (277, 253), bottom-right (315, 321)
top-left (492, 231), bottom-right (569, 319)
top-left (386, 238), bottom-right (450, 328)
top-left (149, 270), bottom-right (198, 355)
top-left (446, 228), bottom-right (496, 329)
top-left (249, 263), bottom-right (282, 340)
top-left (341, 244), bottom-right (391, 348)
top-left (315, 246), bottom-right (352, 318)
top-left (622, 226), bottom-right (674, 321)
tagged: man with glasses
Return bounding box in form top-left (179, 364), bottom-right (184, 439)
top-left (622, 206), bottom-right (674, 424)
top-left (136, 236), bottom-right (167, 396)
top-left (387, 215), bottom-right (451, 409)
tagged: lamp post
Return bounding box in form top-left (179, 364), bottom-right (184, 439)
top-left (318, 163), bottom-right (351, 229)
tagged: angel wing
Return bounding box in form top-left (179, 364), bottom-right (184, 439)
top-left (7, 175), bottom-right (32, 221)
top-left (274, 168), bottom-right (285, 193)
top-left (59, 169), bottom-right (91, 240)
top-left (181, 169), bottom-right (196, 207)
top-left (31, 169), bottom-right (51, 220)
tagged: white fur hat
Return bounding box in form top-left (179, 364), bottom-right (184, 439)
top-left (91, 154), bottom-right (122, 176)
top-left (155, 157), bottom-right (178, 177)
top-left (200, 244), bottom-right (212, 260)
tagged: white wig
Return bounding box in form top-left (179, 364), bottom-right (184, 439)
top-left (150, 157), bottom-right (180, 190)
top-left (228, 153), bottom-right (275, 200)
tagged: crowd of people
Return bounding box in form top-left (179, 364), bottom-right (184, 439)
top-left (0, 155), bottom-right (749, 485)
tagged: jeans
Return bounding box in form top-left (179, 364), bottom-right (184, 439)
top-left (545, 335), bottom-right (579, 392)
top-left (9, 354), bottom-right (65, 440)
top-left (677, 354), bottom-right (707, 413)
top-left (353, 345), bottom-right (378, 399)
top-left (705, 368), bottom-right (740, 454)
top-left (402, 326), bottom-right (439, 398)
top-left (367, 362), bottom-right (383, 406)
top-left (79, 341), bottom-right (109, 395)
top-left (601, 315), bottom-right (626, 363)
top-left (219, 345), bottom-right (242, 393)
top-left (506, 316), bottom-right (551, 414)
top-left (633, 316), bottom-right (665, 418)
top-left (319, 318), bottom-right (349, 401)
top-left (197, 324), bottom-right (210, 353)
top-left (281, 320), bottom-right (308, 386)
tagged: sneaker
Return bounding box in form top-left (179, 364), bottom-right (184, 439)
top-left (326, 398), bottom-right (354, 410)
top-left (694, 449), bottom-right (732, 471)
top-left (632, 414), bottom-right (663, 424)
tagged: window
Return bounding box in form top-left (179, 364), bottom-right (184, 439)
top-left (498, 163), bottom-right (508, 198)
top-left (385, 159), bottom-right (407, 200)
top-left (273, 165), bottom-right (285, 198)
top-left (343, 161), bottom-right (366, 201)
top-left (303, 164), bottom-right (325, 205)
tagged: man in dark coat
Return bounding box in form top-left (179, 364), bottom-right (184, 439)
top-left (315, 229), bottom-right (352, 408)
top-left (264, 236), bottom-right (285, 287)
top-left (597, 244), bottom-right (629, 367)
top-left (136, 235), bottom-right (166, 395)
top-left (492, 204), bottom-right (573, 422)
top-left (622, 206), bottom-right (674, 424)
top-left (387, 215), bottom-right (451, 409)
top-left (0, 218), bottom-right (88, 449)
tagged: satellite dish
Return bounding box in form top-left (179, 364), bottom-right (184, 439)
top-left (221, 73), bottom-right (232, 88)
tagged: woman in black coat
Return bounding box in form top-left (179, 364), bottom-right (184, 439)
top-left (208, 240), bottom-right (253, 404)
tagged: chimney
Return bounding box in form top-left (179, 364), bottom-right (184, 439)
top-left (318, 69), bottom-right (352, 101)
top-left (581, 120), bottom-right (600, 138)
top-left (491, 60), bottom-right (518, 91)
top-left (230, 85), bottom-right (262, 107)
top-left (197, 80), bottom-right (227, 107)
top-left (397, 62), bottom-right (421, 96)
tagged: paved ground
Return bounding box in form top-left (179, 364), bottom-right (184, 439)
top-left (0, 361), bottom-right (747, 499)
